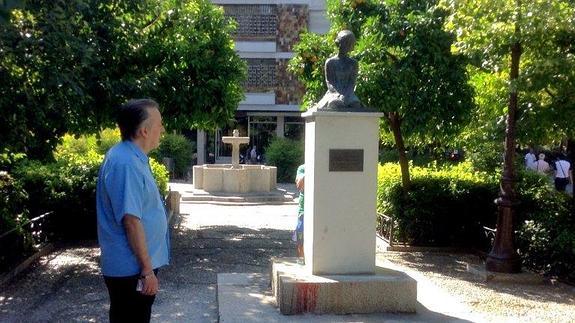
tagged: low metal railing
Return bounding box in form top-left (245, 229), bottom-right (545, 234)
top-left (0, 211), bottom-right (54, 244)
top-left (376, 212), bottom-right (395, 246)
top-left (0, 211), bottom-right (54, 270)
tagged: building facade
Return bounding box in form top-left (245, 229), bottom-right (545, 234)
top-left (195, 0), bottom-right (329, 164)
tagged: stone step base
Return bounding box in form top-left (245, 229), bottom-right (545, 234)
top-left (181, 192), bottom-right (296, 205)
top-left (467, 264), bottom-right (545, 284)
top-left (271, 257), bottom-right (417, 315)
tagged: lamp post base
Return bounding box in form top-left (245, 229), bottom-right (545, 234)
top-left (486, 253), bottom-right (521, 273)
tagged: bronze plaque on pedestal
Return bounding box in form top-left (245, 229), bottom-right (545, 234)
top-left (329, 149), bottom-right (364, 172)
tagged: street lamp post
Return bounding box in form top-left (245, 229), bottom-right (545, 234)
top-left (485, 35), bottom-right (522, 273)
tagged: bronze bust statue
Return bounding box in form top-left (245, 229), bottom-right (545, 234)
top-left (314, 30), bottom-right (362, 111)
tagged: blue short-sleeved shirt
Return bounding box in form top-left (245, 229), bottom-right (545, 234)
top-left (96, 141), bottom-right (170, 277)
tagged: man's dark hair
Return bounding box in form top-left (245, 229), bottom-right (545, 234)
top-left (117, 99), bottom-right (159, 141)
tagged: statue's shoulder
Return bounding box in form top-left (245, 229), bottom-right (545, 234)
top-left (348, 56), bottom-right (358, 66)
top-left (325, 55), bottom-right (339, 66)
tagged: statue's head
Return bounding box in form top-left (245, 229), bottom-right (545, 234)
top-left (335, 30), bottom-right (356, 54)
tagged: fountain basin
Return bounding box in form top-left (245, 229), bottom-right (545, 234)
top-left (193, 164), bottom-right (277, 193)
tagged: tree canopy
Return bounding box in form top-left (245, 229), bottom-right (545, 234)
top-left (442, 0), bottom-right (575, 152)
top-left (0, 0), bottom-right (245, 159)
top-left (290, 0), bottom-right (474, 188)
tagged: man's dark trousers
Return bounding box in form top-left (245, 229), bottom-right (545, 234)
top-left (103, 272), bottom-right (157, 323)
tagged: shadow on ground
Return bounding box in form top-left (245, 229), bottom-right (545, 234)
top-left (0, 221), bottom-right (296, 322)
top-left (155, 224), bottom-right (296, 322)
top-left (0, 242), bottom-right (108, 322)
top-left (382, 252), bottom-right (575, 305)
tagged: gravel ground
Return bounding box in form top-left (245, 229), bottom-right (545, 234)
top-left (0, 203), bottom-right (298, 322)
top-left (380, 252), bottom-right (575, 323)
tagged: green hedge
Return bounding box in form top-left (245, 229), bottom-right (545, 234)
top-left (377, 162), bottom-right (498, 247)
top-left (515, 171), bottom-right (575, 282)
top-left (13, 154), bottom-right (168, 241)
top-left (150, 133), bottom-right (195, 179)
top-left (377, 162), bottom-right (575, 282)
top-left (0, 171), bottom-right (32, 271)
top-left (14, 157), bottom-right (101, 240)
top-left (1, 130), bottom-right (169, 250)
top-left (265, 138), bottom-right (304, 183)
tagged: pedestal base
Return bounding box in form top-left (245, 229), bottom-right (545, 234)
top-left (467, 264), bottom-right (544, 284)
top-left (271, 258), bottom-right (417, 315)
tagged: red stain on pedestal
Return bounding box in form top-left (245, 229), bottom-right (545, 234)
top-left (295, 283), bottom-right (319, 313)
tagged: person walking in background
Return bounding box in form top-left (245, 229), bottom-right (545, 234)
top-left (531, 153), bottom-right (551, 175)
top-left (553, 154), bottom-right (572, 192)
top-left (96, 99), bottom-right (170, 323)
top-left (249, 146), bottom-right (257, 164)
top-left (525, 147), bottom-right (536, 170)
top-left (292, 164), bottom-right (305, 262)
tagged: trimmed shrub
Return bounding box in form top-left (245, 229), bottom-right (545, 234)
top-left (13, 157), bottom-right (101, 240)
top-left (515, 171), bottom-right (575, 281)
top-left (377, 162), bottom-right (498, 247)
top-left (14, 154), bottom-right (168, 241)
top-left (265, 138), bottom-right (304, 183)
top-left (150, 133), bottom-right (195, 179)
top-left (12, 130), bottom-right (169, 241)
top-left (377, 162), bottom-right (575, 282)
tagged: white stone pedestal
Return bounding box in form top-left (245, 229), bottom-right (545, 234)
top-left (303, 110), bottom-right (381, 275)
top-left (272, 109), bottom-right (417, 315)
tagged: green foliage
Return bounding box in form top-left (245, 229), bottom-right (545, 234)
top-left (515, 170), bottom-right (575, 281)
top-left (12, 150), bottom-right (168, 241)
top-left (150, 133), bottom-right (195, 179)
top-left (54, 128), bottom-right (121, 160)
top-left (55, 129), bottom-right (168, 195)
top-left (378, 162), bottom-right (575, 282)
top-left (150, 158), bottom-right (169, 196)
top-left (443, 0), bottom-right (575, 156)
top-left (355, 0), bottom-right (474, 146)
top-left (55, 134), bottom-right (99, 159)
top-left (0, 170), bottom-right (31, 271)
top-left (264, 138), bottom-right (304, 183)
top-left (288, 33), bottom-right (335, 109)
top-left (290, 0), bottom-right (474, 188)
top-left (0, 0), bottom-right (245, 159)
top-left (12, 157), bottom-right (101, 240)
top-left (96, 128), bottom-right (121, 155)
top-left (0, 148), bottom-right (27, 170)
top-left (0, 0), bottom-right (24, 24)
top-left (377, 162), bottom-right (498, 247)
top-left (0, 170), bottom-right (29, 236)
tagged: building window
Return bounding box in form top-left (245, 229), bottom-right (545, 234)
top-left (223, 5), bottom-right (277, 40)
top-left (244, 58), bottom-right (276, 91)
top-left (248, 116), bottom-right (277, 157)
top-left (284, 116), bottom-right (304, 140)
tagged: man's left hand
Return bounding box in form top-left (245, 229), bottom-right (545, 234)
top-left (140, 272), bottom-right (159, 296)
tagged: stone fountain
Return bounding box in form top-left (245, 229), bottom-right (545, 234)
top-left (192, 130), bottom-right (277, 193)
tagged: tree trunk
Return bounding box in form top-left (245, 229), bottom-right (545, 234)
top-left (388, 112), bottom-right (410, 190)
top-left (486, 3), bottom-right (522, 273)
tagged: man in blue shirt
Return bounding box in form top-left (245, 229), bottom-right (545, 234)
top-left (96, 99), bottom-right (169, 323)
